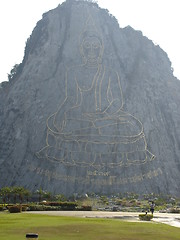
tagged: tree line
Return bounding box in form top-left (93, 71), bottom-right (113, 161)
top-left (0, 186), bottom-right (66, 205)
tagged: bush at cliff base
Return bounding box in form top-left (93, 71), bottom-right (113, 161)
top-left (8, 205), bottom-right (22, 213)
top-left (0, 206), bottom-right (4, 211)
top-left (139, 213), bottom-right (153, 221)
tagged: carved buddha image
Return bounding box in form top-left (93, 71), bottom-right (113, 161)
top-left (37, 17), bottom-right (155, 169)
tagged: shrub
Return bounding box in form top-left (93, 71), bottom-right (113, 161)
top-left (43, 202), bottom-right (64, 206)
top-left (0, 206), bottom-right (4, 211)
top-left (37, 201), bottom-right (78, 210)
top-left (60, 202), bottom-right (78, 210)
top-left (168, 208), bottom-right (180, 213)
top-left (79, 205), bottom-right (92, 211)
top-left (22, 205), bottom-right (28, 211)
top-left (42, 206), bottom-right (61, 211)
top-left (8, 205), bottom-right (22, 213)
top-left (27, 204), bottom-right (61, 211)
top-left (139, 213), bottom-right (153, 221)
top-left (27, 205), bottom-right (44, 211)
top-left (6, 204), bottom-right (14, 208)
top-left (41, 201), bottom-right (78, 210)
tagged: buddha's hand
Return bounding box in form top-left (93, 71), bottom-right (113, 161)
top-left (83, 112), bottom-right (110, 121)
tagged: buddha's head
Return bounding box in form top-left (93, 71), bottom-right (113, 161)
top-left (80, 17), bottom-right (104, 66)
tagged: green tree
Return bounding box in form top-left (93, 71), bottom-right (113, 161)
top-left (12, 186), bottom-right (27, 204)
top-left (12, 187), bottom-right (18, 203)
top-left (0, 187), bottom-right (11, 206)
top-left (43, 191), bottom-right (52, 201)
top-left (17, 187), bottom-right (26, 203)
top-left (24, 189), bottom-right (31, 203)
top-left (55, 194), bottom-right (67, 202)
top-left (36, 188), bottom-right (45, 203)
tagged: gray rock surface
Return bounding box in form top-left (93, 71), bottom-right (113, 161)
top-left (0, 0), bottom-right (180, 196)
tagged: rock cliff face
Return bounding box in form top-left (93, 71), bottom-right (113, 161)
top-left (0, 0), bottom-right (180, 196)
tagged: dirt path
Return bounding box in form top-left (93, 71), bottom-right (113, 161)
top-left (26, 211), bottom-right (180, 228)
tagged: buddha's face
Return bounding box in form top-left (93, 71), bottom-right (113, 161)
top-left (82, 36), bottom-right (102, 63)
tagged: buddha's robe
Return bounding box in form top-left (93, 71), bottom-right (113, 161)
top-left (37, 65), bottom-right (154, 167)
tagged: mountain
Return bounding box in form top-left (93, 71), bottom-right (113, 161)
top-left (0, 0), bottom-right (180, 196)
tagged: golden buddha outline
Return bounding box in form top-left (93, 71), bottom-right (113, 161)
top-left (36, 16), bottom-right (155, 169)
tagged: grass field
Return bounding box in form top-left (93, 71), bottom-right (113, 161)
top-left (0, 212), bottom-right (180, 240)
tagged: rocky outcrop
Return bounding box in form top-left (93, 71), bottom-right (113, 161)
top-left (0, 0), bottom-right (180, 196)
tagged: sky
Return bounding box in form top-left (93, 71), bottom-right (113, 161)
top-left (0, 0), bottom-right (180, 83)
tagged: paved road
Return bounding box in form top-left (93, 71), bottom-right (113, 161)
top-left (27, 211), bottom-right (180, 228)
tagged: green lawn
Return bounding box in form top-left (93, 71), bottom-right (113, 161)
top-left (0, 212), bottom-right (180, 240)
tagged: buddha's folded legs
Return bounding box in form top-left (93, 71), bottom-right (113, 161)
top-left (85, 134), bottom-right (146, 153)
top-left (36, 146), bottom-right (74, 165)
top-left (37, 108), bottom-right (155, 167)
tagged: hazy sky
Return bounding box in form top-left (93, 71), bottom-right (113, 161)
top-left (0, 0), bottom-right (180, 83)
